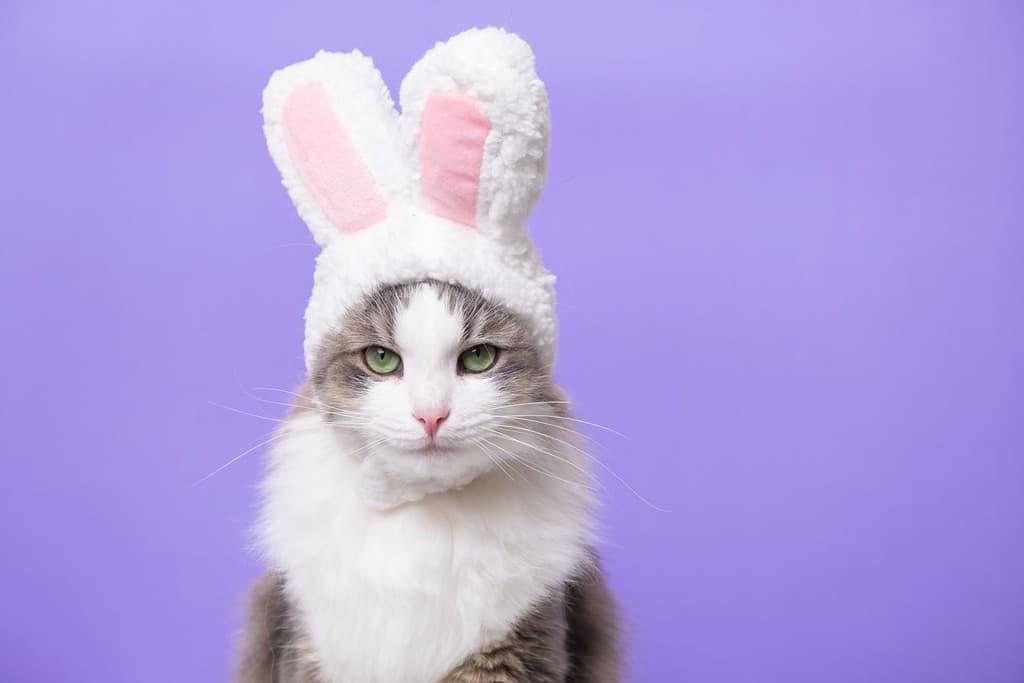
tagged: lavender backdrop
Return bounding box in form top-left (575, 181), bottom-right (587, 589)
top-left (3, 1), bottom-right (1022, 681)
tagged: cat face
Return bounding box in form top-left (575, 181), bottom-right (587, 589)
top-left (309, 280), bottom-right (563, 505)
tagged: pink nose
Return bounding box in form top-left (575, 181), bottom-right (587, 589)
top-left (414, 409), bottom-right (449, 439)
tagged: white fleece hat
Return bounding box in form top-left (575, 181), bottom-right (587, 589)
top-left (262, 27), bottom-right (556, 372)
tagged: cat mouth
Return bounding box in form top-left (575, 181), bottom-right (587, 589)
top-left (415, 443), bottom-right (451, 455)
top-left (382, 436), bottom-right (462, 456)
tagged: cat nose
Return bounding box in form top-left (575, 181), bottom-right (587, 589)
top-left (414, 409), bottom-right (449, 440)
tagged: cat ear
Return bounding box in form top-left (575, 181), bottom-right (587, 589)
top-left (399, 28), bottom-right (550, 234)
top-left (263, 51), bottom-right (408, 246)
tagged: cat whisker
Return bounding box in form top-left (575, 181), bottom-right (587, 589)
top-left (479, 428), bottom-right (598, 493)
top-left (238, 383), bottom-right (303, 405)
top-left (209, 400), bottom-right (369, 428)
top-left (196, 415), bottom-right (390, 487)
top-left (493, 423), bottom-right (671, 513)
top-left (315, 409), bottom-right (372, 423)
top-left (242, 386), bottom-right (365, 420)
top-left (251, 386), bottom-right (366, 414)
top-left (469, 437), bottom-right (516, 481)
top-left (248, 396), bottom-right (301, 410)
top-left (477, 434), bottom-right (567, 486)
top-left (492, 412), bottom-right (627, 438)
top-left (192, 430), bottom-right (291, 486)
top-left (482, 426), bottom-right (596, 484)
top-left (500, 449), bottom-right (598, 495)
top-left (321, 421), bottom-right (372, 429)
top-left (491, 400), bottom-right (572, 410)
top-left (207, 400), bottom-right (288, 424)
top-left (485, 415), bottom-right (603, 446)
top-left (345, 437), bottom-right (389, 459)
top-left (250, 386), bottom-right (307, 400)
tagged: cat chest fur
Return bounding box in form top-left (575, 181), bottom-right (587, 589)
top-left (260, 411), bottom-right (593, 682)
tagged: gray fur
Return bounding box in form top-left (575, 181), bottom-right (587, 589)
top-left (236, 574), bottom-right (321, 683)
top-left (238, 279), bottom-right (621, 682)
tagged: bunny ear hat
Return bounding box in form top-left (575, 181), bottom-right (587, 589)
top-left (262, 27), bottom-right (557, 372)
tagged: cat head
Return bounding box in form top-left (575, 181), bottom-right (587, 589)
top-left (307, 279), bottom-right (570, 507)
top-left (262, 27), bottom-right (557, 374)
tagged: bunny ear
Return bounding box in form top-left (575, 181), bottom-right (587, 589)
top-left (263, 51), bottom-right (408, 246)
top-left (400, 28), bottom-right (550, 233)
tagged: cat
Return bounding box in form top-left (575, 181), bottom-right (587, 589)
top-left (236, 279), bottom-right (620, 682)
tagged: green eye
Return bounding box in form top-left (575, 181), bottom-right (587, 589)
top-left (364, 346), bottom-right (401, 375)
top-left (459, 344), bottom-right (498, 373)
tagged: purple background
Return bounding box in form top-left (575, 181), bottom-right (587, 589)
top-left (3, 1), bottom-right (1022, 681)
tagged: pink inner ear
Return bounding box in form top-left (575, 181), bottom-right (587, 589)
top-left (419, 92), bottom-right (491, 227)
top-left (282, 82), bottom-right (386, 234)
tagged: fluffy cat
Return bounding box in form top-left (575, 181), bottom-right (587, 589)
top-left (237, 280), bottom-right (620, 682)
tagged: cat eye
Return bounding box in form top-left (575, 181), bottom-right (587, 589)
top-left (459, 344), bottom-right (498, 373)
top-left (363, 346), bottom-right (401, 375)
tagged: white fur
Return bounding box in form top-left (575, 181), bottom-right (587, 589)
top-left (260, 416), bottom-right (593, 682)
top-left (261, 28), bottom-right (557, 373)
top-left (258, 286), bottom-right (595, 682)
